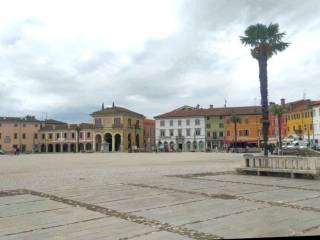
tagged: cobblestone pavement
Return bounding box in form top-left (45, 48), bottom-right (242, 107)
top-left (1, 153), bottom-right (320, 239)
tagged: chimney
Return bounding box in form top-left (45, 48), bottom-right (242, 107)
top-left (280, 98), bottom-right (285, 106)
top-left (209, 104), bottom-right (213, 109)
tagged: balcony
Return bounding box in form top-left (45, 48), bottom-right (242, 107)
top-left (112, 123), bottom-right (124, 129)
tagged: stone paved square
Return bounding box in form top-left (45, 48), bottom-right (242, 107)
top-left (1, 152), bottom-right (320, 239)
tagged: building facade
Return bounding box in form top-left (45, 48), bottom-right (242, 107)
top-left (91, 103), bottom-right (145, 152)
top-left (143, 119), bottom-right (155, 152)
top-left (285, 99), bottom-right (314, 140)
top-left (205, 115), bottom-right (225, 150)
top-left (39, 123), bottom-right (94, 153)
top-left (0, 116), bottom-right (42, 153)
top-left (312, 102), bottom-right (320, 144)
top-left (155, 106), bottom-right (206, 151)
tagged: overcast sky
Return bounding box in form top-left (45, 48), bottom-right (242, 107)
top-left (0, 0), bottom-right (319, 122)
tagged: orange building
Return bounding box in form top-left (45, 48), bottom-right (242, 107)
top-left (143, 119), bottom-right (155, 152)
top-left (222, 106), bottom-right (262, 147)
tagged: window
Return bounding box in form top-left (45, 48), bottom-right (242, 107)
top-left (227, 131), bottom-right (230, 136)
top-left (170, 120), bottom-right (173, 126)
top-left (14, 133), bottom-right (18, 139)
top-left (136, 120), bottom-right (140, 128)
top-left (160, 120), bottom-right (165, 127)
top-left (206, 123), bottom-right (211, 128)
top-left (219, 123), bottom-right (224, 128)
top-left (170, 129), bottom-right (174, 137)
top-left (206, 116), bottom-right (210, 120)
top-left (195, 119), bottom-right (200, 125)
top-left (14, 123), bottom-right (18, 127)
top-left (42, 134), bottom-right (45, 139)
top-left (35, 124), bottom-right (38, 127)
top-left (0, 123), bottom-right (2, 127)
top-left (56, 133), bottom-right (60, 139)
top-left (207, 132), bottom-right (210, 137)
top-left (114, 117), bottom-right (121, 125)
top-left (64, 132), bottom-right (67, 138)
top-left (178, 129), bottom-right (182, 137)
top-left (219, 131), bottom-right (224, 137)
top-left (160, 130), bottom-right (165, 137)
top-left (128, 119), bottom-right (131, 126)
top-left (87, 132), bottom-right (91, 138)
top-left (186, 119), bottom-right (190, 126)
top-left (0, 133), bottom-right (1, 139)
top-left (227, 120), bottom-right (230, 124)
top-left (94, 118), bottom-right (102, 125)
top-left (178, 120), bottom-right (182, 126)
top-left (245, 119), bottom-right (248, 124)
top-left (212, 131), bottom-right (217, 139)
top-left (71, 133), bottom-right (75, 139)
top-left (186, 129), bottom-right (191, 136)
top-left (34, 133), bottom-right (38, 139)
top-left (49, 133), bottom-right (52, 139)
top-left (80, 132), bottom-right (83, 139)
top-left (219, 116), bottom-right (223, 120)
top-left (23, 123), bottom-right (26, 127)
top-left (195, 128), bottom-right (201, 136)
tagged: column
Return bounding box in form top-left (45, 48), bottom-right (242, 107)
top-left (112, 135), bottom-right (115, 152)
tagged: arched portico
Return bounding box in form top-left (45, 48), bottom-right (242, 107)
top-left (95, 134), bottom-right (102, 152)
top-left (136, 134), bottom-right (140, 148)
top-left (86, 143), bottom-right (92, 151)
top-left (41, 144), bottom-right (46, 153)
top-left (63, 143), bottom-right (69, 152)
top-left (104, 133), bottom-right (112, 152)
top-left (115, 134), bottom-right (121, 151)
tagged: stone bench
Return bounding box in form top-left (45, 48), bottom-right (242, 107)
top-left (236, 154), bottom-right (320, 178)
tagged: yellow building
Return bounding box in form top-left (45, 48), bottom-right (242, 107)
top-left (91, 103), bottom-right (145, 152)
top-left (285, 99), bottom-right (313, 139)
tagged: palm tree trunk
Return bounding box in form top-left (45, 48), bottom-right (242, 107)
top-left (278, 114), bottom-right (282, 153)
top-left (258, 56), bottom-right (269, 156)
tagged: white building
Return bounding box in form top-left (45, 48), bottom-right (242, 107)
top-left (154, 106), bottom-right (206, 151)
top-left (312, 102), bottom-right (320, 144)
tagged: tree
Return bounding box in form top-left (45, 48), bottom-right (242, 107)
top-left (240, 23), bottom-right (289, 156)
top-left (270, 104), bottom-right (287, 152)
top-left (75, 125), bottom-right (81, 152)
top-left (230, 114), bottom-right (241, 149)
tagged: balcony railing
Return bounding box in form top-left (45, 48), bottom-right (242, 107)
top-left (112, 123), bottom-right (123, 128)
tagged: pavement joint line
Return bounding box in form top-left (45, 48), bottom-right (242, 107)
top-left (11, 189), bottom-right (224, 240)
top-left (1, 216), bottom-right (108, 237)
top-left (127, 183), bottom-right (320, 214)
top-left (129, 198), bottom-right (208, 213)
top-left (183, 206), bottom-right (270, 226)
top-left (0, 198), bottom-right (45, 207)
top-left (165, 171), bottom-right (236, 178)
top-left (0, 189), bottom-right (27, 197)
top-left (0, 206), bottom-right (70, 219)
top-left (168, 171), bottom-right (320, 192)
top-left (118, 229), bottom-right (162, 240)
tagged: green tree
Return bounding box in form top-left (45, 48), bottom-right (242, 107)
top-left (230, 114), bottom-right (241, 149)
top-left (270, 104), bottom-right (287, 152)
top-left (240, 23), bottom-right (289, 156)
top-left (75, 125), bottom-right (81, 152)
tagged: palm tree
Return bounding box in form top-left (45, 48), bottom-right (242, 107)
top-left (240, 23), bottom-right (289, 156)
top-left (75, 125), bottom-right (81, 152)
top-left (230, 114), bottom-right (241, 149)
top-left (270, 104), bottom-right (287, 153)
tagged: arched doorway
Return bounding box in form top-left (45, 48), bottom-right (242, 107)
top-left (95, 135), bottom-right (102, 152)
top-left (63, 144), bottom-right (68, 152)
top-left (41, 144), bottom-right (46, 153)
top-left (136, 134), bottom-right (140, 148)
top-left (104, 133), bottom-right (112, 152)
top-left (55, 144), bottom-right (61, 153)
top-left (48, 144), bottom-right (53, 153)
top-left (164, 141), bottom-right (169, 152)
top-left (128, 133), bottom-right (132, 150)
top-left (79, 143), bottom-right (84, 151)
top-left (186, 141), bottom-right (191, 151)
top-left (86, 143), bottom-right (92, 151)
top-left (169, 141), bottom-right (175, 151)
top-left (70, 143), bottom-right (76, 152)
top-left (199, 141), bottom-right (204, 151)
top-left (193, 141), bottom-right (197, 151)
top-left (115, 134), bottom-right (121, 151)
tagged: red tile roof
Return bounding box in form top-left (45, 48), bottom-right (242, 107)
top-left (154, 106), bottom-right (262, 119)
